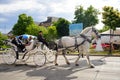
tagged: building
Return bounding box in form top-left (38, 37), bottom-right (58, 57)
top-left (39, 17), bottom-right (59, 27)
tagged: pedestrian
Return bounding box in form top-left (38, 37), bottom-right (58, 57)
top-left (95, 35), bottom-right (104, 51)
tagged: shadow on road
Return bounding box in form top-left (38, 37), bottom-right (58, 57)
top-left (26, 56), bottom-right (106, 80)
top-left (0, 56), bottom-right (106, 80)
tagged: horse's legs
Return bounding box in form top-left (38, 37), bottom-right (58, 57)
top-left (75, 53), bottom-right (81, 66)
top-left (54, 52), bottom-right (58, 65)
top-left (86, 54), bottom-right (94, 68)
top-left (75, 47), bottom-right (83, 66)
top-left (62, 50), bottom-right (70, 65)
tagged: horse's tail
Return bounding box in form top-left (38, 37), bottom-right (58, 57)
top-left (57, 38), bottom-right (63, 48)
top-left (48, 41), bottom-right (58, 51)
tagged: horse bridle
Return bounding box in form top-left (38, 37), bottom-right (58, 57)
top-left (80, 34), bottom-right (91, 43)
top-left (77, 27), bottom-right (99, 44)
top-left (92, 27), bottom-right (99, 37)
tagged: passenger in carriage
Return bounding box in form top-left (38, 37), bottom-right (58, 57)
top-left (37, 31), bottom-right (49, 47)
top-left (25, 36), bottom-right (33, 46)
top-left (17, 35), bottom-right (26, 52)
top-left (11, 35), bottom-right (26, 59)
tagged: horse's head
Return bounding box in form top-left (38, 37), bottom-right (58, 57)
top-left (81, 27), bottom-right (99, 39)
top-left (91, 27), bottom-right (99, 38)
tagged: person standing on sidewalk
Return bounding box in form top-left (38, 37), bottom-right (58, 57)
top-left (95, 35), bottom-right (104, 51)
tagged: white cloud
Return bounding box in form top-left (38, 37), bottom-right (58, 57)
top-left (0, 0), bottom-right (119, 18)
top-left (0, 0), bottom-right (45, 14)
top-left (49, 1), bottom-right (76, 14)
top-left (0, 0), bottom-right (120, 33)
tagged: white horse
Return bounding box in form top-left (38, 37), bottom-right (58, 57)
top-left (53, 27), bottom-right (99, 68)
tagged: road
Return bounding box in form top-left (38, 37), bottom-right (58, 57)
top-left (0, 55), bottom-right (120, 80)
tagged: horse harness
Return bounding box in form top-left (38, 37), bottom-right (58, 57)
top-left (58, 34), bottom-right (92, 51)
top-left (74, 34), bottom-right (91, 49)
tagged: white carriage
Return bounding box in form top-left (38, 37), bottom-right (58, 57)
top-left (2, 39), bottom-right (56, 67)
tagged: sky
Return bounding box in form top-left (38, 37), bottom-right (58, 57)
top-left (0, 0), bottom-right (120, 33)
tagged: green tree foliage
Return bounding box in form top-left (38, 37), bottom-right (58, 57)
top-left (47, 26), bottom-right (57, 41)
top-left (36, 26), bottom-right (57, 41)
top-left (12, 13), bottom-right (36, 35)
top-left (73, 5), bottom-right (99, 29)
top-left (38, 26), bottom-right (48, 39)
top-left (53, 18), bottom-right (70, 38)
top-left (0, 32), bottom-right (8, 48)
top-left (102, 6), bottom-right (120, 30)
top-left (99, 26), bottom-right (109, 33)
top-left (26, 24), bottom-right (41, 36)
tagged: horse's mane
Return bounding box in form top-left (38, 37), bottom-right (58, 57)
top-left (81, 27), bottom-right (92, 34)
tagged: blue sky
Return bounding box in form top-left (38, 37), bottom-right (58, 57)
top-left (0, 0), bottom-right (120, 33)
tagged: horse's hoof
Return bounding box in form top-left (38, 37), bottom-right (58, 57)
top-left (67, 62), bottom-right (70, 65)
top-left (75, 64), bottom-right (79, 66)
top-left (90, 65), bottom-right (95, 68)
top-left (55, 63), bottom-right (58, 66)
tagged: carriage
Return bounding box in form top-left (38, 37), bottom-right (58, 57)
top-left (2, 39), bottom-right (56, 67)
top-left (2, 27), bottom-right (99, 68)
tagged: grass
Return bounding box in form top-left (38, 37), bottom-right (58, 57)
top-left (0, 50), bottom-right (5, 54)
top-left (90, 49), bottom-right (120, 56)
top-left (66, 49), bottom-right (120, 56)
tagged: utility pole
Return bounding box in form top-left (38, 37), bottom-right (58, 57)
top-left (109, 27), bottom-right (112, 55)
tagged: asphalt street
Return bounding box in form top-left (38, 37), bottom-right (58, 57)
top-left (0, 55), bottom-right (120, 80)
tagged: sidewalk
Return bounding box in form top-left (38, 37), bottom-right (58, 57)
top-left (0, 55), bottom-right (120, 80)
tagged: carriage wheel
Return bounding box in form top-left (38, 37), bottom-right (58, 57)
top-left (2, 48), bottom-right (16, 64)
top-left (20, 51), bottom-right (30, 62)
top-left (33, 51), bottom-right (46, 67)
top-left (46, 50), bottom-right (55, 63)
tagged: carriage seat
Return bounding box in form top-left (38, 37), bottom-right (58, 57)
top-left (5, 39), bottom-right (18, 52)
top-left (25, 40), bottom-right (36, 51)
top-left (36, 42), bottom-right (48, 50)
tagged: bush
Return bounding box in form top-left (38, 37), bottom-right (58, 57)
top-left (0, 32), bottom-right (8, 49)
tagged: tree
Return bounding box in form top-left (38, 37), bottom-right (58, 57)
top-left (26, 24), bottom-right (41, 36)
top-left (47, 26), bottom-right (57, 41)
top-left (53, 18), bottom-right (70, 38)
top-left (0, 32), bottom-right (8, 48)
top-left (99, 26), bottom-right (109, 33)
top-left (38, 26), bottom-right (48, 41)
top-left (102, 6), bottom-right (120, 54)
top-left (102, 6), bottom-right (120, 30)
top-left (12, 13), bottom-right (36, 35)
top-left (73, 5), bottom-right (99, 29)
